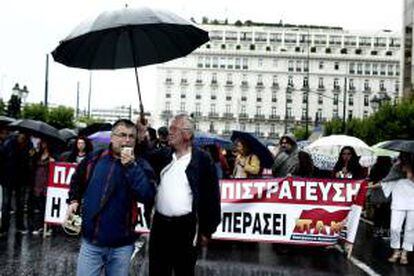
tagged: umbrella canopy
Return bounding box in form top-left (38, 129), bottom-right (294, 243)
top-left (379, 139), bottom-right (414, 154)
top-left (79, 123), bottom-right (112, 137)
top-left (0, 116), bottom-right (15, 126)
top-left (305, 135), bottom-right (374, 157)
top-left (52, 7), bottom-right (209, 69)
top-left (88, 131), bottom-right (111, 151)
top-left (371, 141), bottom-right (400, 157)
top-left (230, 131), bottom-right (274, 169)
top-left (52, 6), bottom-right (209, 118)
top-left (194, 132), bottom-right (232, 148)
top-left (8, 119), bottom-right (64, 144)
top-left (58, 128), bottom-right (78, 142)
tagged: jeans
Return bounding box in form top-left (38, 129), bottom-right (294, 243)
top-left (76, 239), bottom-right (134, 276)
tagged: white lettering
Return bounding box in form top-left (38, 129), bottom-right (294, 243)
top-left (266, 182), bottom-right (279, 198)
top-left (346, 182), bottom-right (361, 202)
top-left (53, 166), bottom-right (66, 184)
top-left (242, 182), bottom-right (253, 199)
top-left (221, 182), bottom-right (234, 200)
top-left (279, 181), bottom-right (292, 199)
top-left (332, 183), bottom-right (346, 202)
top-left (292, 181), bottom-right (306, 200)
top-left (306, 181), bottom-right (318, 201)
top-left (254, 182), bottom-right (267, 199)
top-left (319, 182), bottom-right (332, 201)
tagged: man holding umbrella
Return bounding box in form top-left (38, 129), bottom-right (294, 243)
top-left (149, 114), bottom-right (221, 276)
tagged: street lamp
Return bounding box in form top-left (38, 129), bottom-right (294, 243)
top-left (12, 83), bottom-right (29, 103)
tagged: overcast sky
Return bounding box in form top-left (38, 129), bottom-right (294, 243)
top-left (0, 0), bottom-right (402, 114)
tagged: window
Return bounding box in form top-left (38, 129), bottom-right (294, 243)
top-left (235, 58), bottom-right (241, 69)
top-left (286, 91), bottom-right (292, 103)
top-left (258, 58), bottom-right (263, 67)
top-left (365, 63), bottom-right (371, 75)
top-left (212, 57), bottom-right (218, 68)
top-left (318, 93), bottom-right (323, 104)
top-left (334, 78), bottom-right (340, 90)
top-left (195, 90), bottom-right (201, 100)
top-left (288, 75), bottom-right (294, 87)
top-left (227, 57), bottom-right (234, 69)
top-left (241, 105), bottom-right (246, 114)
top-left (318, 77), bottom-right (324, 88)
top-left (271, 107), bottom-right (277, 116)
top-left (303, 76), bottom-right (309, 88)
top-left (180, 91), bottom-right (186, 99)
top-left (364, 95), bottom-right (369, 107)
top-left (388, 64), bottom-right (394, 76)
top-left (296, 60), bottom-right (302, 72)
top-left (348, 110), bottom-right (353, 120)
top-left (380, 80), bottom-right (385, 91)
top-left (225, 104), bottom-right (231, 113)
top-left (197, 56), bottom-right (203, 68)
top-left (319, 61), bottom-right (324, 70)
top-left (380, 64), bottom-right (386, 76)
top-left (348, 94), bottom-right (353, 106)
top-left (372, 64), bottom-right (378, 75)
top-left (256, 106), bottom-right (262, 116)
top-left (333, 94), bottom-right (339, 105)
top-left (334, 62), bottom-right (339, 70)
top-left (205, 57), bottom-right (211, 68)
top-left (364, 79), bottom-right (370, 90)
top-left (286, 107), bottom-right (292, 118)
top-left (220, 57), bottom-right (226, 69)
top-left (270, 124), bottom-right (276, 134)
top-left (211, 73), bottom-right (217, 84)
top-left (240, 123), bottom-right (246, 131)
top-left (302, 93), bottom-right (308, 104)
top-left (288, 60), bottom-right (294, 72)
top-left (224, 122), bottom-right (230, 132)
top-left (180, 102), bottom-right (186, 112)
top-left (333, 109), bottom-right (338, 118)
top-left (210, 103), bottom-right (216, 113)
top-left (349, 62), bottom-right (355, 74)
top-left (363, 110), bottom-right (368, 118)
top-left (255, 124), bottom-right (261, 135)
top-left (349, 79), bottom-right (354, 90)
top-left (357, 63), bottom-right (363, 74)
top-left (242, 58), bottom-right (248, 70)
top-left (165, 101), bottom-right (171, 111)
top-left (272, 91), bottom-right (277, 102)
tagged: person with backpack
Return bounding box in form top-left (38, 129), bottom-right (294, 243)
top-left (66, 119), bottom-right (156, 276)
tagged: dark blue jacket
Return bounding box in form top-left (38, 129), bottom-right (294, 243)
top-left (161, 147), bottom-right (221, 237)
top-left (69, 149), bottom-right (156, 247)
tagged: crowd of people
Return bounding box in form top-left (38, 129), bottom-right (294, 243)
top-left (1, 115), bottom-right (414, 275)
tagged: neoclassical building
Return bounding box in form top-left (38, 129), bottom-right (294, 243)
top-left (155, 22), bottom-right (401, 139)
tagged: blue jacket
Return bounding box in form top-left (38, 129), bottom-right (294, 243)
top-left (69, 149), bottom-right (156, 247)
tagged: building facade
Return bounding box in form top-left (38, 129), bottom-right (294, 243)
top-left (403, 0), bottom-right (414, 99)
top-left (156, 22), bottom-right (401, 138)
top-left (91, 106), bottom-right (138, 124)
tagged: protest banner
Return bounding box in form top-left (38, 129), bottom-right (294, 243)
top-left (45, 163), bottom-right (367, 246)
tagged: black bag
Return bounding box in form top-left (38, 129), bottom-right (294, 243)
top-left (369, 188), bottom-right (389, 204)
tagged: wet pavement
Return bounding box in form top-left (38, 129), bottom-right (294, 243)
top-left (0, 219), bottom-right (413, 275)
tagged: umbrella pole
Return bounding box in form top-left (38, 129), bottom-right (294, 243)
top-left (128, 29), bottom-right (146, 124)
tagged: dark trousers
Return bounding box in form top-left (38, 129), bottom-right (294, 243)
top-left (28, 194), bottom-right (46, 231)
top-left (1, 184), bottom-right (26, 232)
top-left (373, 202), bottom-right (391, 229)
top-left (149, 212), bottom-right (197, 276)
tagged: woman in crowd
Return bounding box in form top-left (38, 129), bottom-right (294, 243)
top-left (371, 152), bottom-right (414, 265)
top-left (28, 138), bottom-right (55, 234)
top-left (60, 136), bottom-right (93, 164)
top-left (232, 138), bottom-right (261, 178)
top-left (368, 156), bottom-right (393, 237)
top-left (332, 146), bottom-right (366, 179)
top-left (295, 150), bottom-right (317, 178)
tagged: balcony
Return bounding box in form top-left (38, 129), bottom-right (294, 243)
top-left (285, 116), bottom-right (295, 122)
top-left (349, 86), bottom-right (356, 92)
top-left (380, 87), bottom-right (387, 92)
top-left (364, 87), bottom-right (371, 92)
top-left (300, 116), bottom-right (312, 123)
top-left (332, 86), bottom-right (341, 92)
top-left (271, 83), bottom-right (280, 90)
top-left (195, 79), bottom-right (203, 86)
top-left (210, 80), bottom-right (218, 87)
top-left (161, 110), bottom-right (173, 118)
top-left (180, 79), bottom-right (188, 86)
top-left (254, 132), bottom-right (265, 138)
top-left (208, 112), bottom-right (219, 119)
top-left (222, 113), bottom-right (234, 119)
top-left (240, 81), bottom-right (249, 89)
top-left (191, 112), bottom-right (203, 119)
top-left (301, 85), bottom-right (309, 92)
top-left (268, 132), bottom-right (279, 139)
top-left (317, 86), bottom-right (325, 92)
top-left (254, 114), bottom-right (265, 120)
top-left (225, 81), bottom-right (234, 88)
top-left (165, 78), bottom-right (173, 85)
top-left (239, 113), bottom-right (249, 121)
top-left (256, 82), bottom-right (264, 89)
top-left (268, 115), bottom-right (280, 121)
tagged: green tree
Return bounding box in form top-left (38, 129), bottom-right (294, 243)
top-left (0, 98), bottom-right (5, 115)
top-left (293, 126), bottom-right (309, 140)
top-left (7, 95), bottom-right (21, 118)
top-left (48, 106), bottom-right (75, 129)
top-left (22, 103), bottom-right (49, 121)
top-left (76, 115), bottom-right (104, 126)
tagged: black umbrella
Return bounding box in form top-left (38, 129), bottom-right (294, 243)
top-left (0, 116), bottom-right (15, 126)
top-left (52, 6), bottom-right (209, 120)
top-left (78, 122), bottom-right (112, 137)
top-left (8, 119), bottom-right (64, 144)
top-left (379, 139), bottom-right (414, 154)
top-left (58, 128), bottom-right (78, 142)
top-left (231, 131), bottom-right (274, 169)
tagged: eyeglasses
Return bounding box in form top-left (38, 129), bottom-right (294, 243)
top-left (112, 132), bottom-right (136, 140)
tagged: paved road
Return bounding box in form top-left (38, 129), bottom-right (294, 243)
top-left (0, 220), bottom-right (413, 275)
